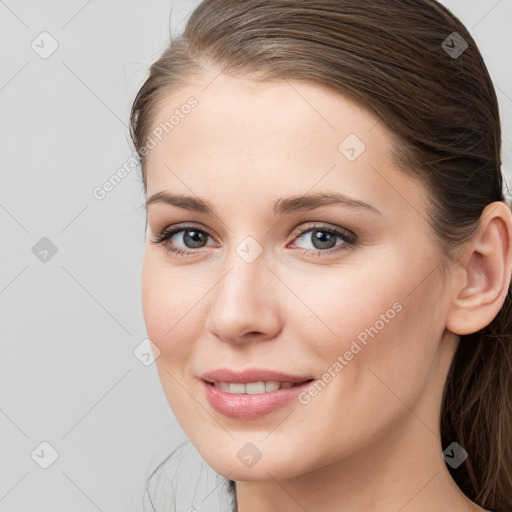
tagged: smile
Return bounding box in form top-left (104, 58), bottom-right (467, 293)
top-left (201, 378), bottom-right (315, 420)
top-left (211, 380), bottom-right (308, 394)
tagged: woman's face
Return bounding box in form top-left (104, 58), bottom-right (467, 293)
top-left (141, 72), bottom-right (459, 480)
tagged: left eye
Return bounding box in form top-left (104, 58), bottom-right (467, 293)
top-left (290, 225), bottom-right (356, 253)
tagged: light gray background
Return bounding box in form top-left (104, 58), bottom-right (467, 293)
top-left (0, 1), bottom-right (511, 511)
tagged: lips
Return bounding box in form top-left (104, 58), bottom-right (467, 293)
top-left (201, 380), bottom-right (314, 419)
top-left (199, 368), bottom-right (316, 419)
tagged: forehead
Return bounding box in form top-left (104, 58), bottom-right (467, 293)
top-left (144, 73), bottom-right (428, 218)
top-left (148, 73), bottom-right (379, 156)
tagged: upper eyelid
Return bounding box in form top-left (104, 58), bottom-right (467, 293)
top-left (294, 221), bottom-right (353, 235)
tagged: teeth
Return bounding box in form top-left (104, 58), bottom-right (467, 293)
top-left (230, 383), bottom-right (245, 394)
top-left (246, 382), bottom-right (265, 394)
top-left (265, 381), bottom-right (280, 392)
top-left (213, 380), bottom-right (299, 394)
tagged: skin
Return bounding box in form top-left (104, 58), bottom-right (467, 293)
top-left (141, 71), bottom-right (512, 512)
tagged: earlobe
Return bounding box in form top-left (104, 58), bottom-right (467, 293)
top-left (446, 201), bottom-right (512, 336)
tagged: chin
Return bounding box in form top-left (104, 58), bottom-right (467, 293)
top-left (196, 437), bottom-right (318, 482)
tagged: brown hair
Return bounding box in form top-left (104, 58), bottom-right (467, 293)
top-left (130, 1), bottom-right (512, 511)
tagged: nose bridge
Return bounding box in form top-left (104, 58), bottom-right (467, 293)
top-left (216, 232), bottom-right (269, 301)
top-left (205, 244), bottom-right (280, 342)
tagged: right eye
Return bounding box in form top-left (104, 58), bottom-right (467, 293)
top-left (150, 224), bottom-right (217, 256)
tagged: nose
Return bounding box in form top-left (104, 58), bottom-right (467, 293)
top-left (204, 252), bottom-right (282, 345)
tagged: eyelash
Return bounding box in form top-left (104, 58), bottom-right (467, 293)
top-left (149, 222), bottom-right (357, 258)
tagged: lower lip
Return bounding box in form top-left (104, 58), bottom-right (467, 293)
top-left (201, 380), bottom-right (314, 420)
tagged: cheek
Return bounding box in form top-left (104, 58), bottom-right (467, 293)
top-left (286, 251), bottom-right (444, 409)
top-left (275, 258), bottom-right (412, 358)
top-left (141, 252), bottom-right (196, 363)
top-left (141, 253), bottom-right (203, 417)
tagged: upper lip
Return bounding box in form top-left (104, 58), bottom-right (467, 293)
top-left (200, 368), bottom-right (315, 383)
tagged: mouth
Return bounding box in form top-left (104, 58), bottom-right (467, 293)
top-left (202, 379), bottom-right (315, 394)
top-left (201, 377), bottom-right (316, 420)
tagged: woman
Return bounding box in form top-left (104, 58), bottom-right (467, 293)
top-left (129, 1), bottom-right (512, 511)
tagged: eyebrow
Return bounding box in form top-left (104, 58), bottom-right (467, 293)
top-left (145, 190), bottom-right (382, 216)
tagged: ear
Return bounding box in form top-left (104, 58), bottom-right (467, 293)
top-left (446, 201), bottom-right (512, 336)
